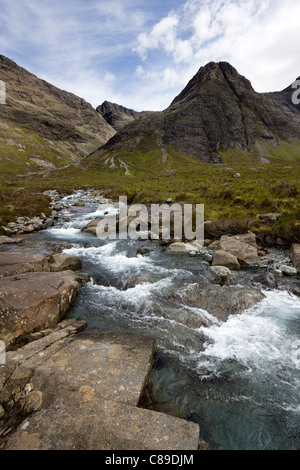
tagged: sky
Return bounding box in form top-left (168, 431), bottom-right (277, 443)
top-left (0, 0), bottom-right (300, 111)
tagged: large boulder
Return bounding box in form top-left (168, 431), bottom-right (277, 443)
top-left (81, 219), bottom-right (102, 235)
top-left (217, 235), bottom-right (259, 266)
top-left (49, 253), bottom-right (82, 272)
top-left (212, 250), bottom-right (240, 270)
top-left (290, 244), bottom-right (300, 271)
top-left (230, 232), bottom-right (258, 248)
top-left (0, 271), bottom-right (81, 348)
top-left (169, 285), bottom-right (265, 323)
top-left (0, 252), bottom-right (50, 278)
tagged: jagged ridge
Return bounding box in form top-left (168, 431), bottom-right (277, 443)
top-left (92, 62), bottom-right (300, 164)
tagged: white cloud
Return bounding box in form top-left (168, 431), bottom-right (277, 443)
top-left (133, 0), bottom-right (300, 109)
top-left (134, 13), bottom-right (179, 59)
top-left (1, 0), bottom-right (300, 112)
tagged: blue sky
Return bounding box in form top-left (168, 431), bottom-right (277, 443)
top-left (0, 0), bottom-right (300, 111)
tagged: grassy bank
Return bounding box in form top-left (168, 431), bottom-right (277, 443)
top-left (1, 140), bottom-right (300, 245)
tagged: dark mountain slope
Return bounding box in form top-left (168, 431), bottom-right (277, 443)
top-left (91, 62), bottom-right (300, 166)
top-left (97, 101), bottom-right (159, 132)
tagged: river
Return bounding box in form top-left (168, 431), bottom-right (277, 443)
top-left (34, 190), bottom-right (300, 450)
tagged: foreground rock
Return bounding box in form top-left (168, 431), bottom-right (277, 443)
top-left (0, 326), bottom-right (200, 450)
top-left (0, 271), bottom-right (81, 349)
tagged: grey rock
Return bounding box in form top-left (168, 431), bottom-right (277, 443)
top-left (0, 271), bottom-right (81, 348)
top-left (252, 272), bottom-right (278, 289)
top-left (209, 266), bottom-right (234, 286)
top-left (49, 254), bottom-right (82, 273)
top-left (212, 250), bottom-right (240, 270)
top-left (279, 265), bottom-right (298, 276)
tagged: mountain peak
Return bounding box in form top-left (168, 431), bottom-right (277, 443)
top-left (97, 101), bottom-right (158, 132)
top-left (95, 61), bottom-right (300, 164)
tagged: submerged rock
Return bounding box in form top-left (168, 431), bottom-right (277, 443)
top-left (252, 272), bottom-right (278, 289)
top-left (209, 266), bottom-right (234, 286)
top-left (169, 285), bottom-right (265, 323)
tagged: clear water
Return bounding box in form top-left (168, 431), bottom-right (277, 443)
top-left (41, 192), bottom-right (300, 450)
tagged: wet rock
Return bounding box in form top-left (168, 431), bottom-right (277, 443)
top-left (212, 250), bottom-right (240, 270)
top-left (42, 218), bottom-right (54, 229)
top-left (209, 266), bottom-right (234, 286)
top-left (124, 272), bottom-right (156, 289)
top-left (0, 236), bottom-right (23, 246)
top-left (72, 202), bottom-right (85, 207)
top-left (81, 219), bottom-right (102, 235)
top-left (170, 285), bottom-right (265, 323)
top-left (49, 254), bottom-right (82, 272)
top-left (292, 287), bottom-right (300, 297)
top-left (279, 265), bottom-right (298, 276)
top-left (252, 272), bottom-right (278, 289)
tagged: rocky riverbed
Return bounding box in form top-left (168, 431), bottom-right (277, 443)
top-left (0, 189), bottom-right (300, 450)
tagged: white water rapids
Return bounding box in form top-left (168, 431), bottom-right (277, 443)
top-left (42, 191), bottom-right (300, 450)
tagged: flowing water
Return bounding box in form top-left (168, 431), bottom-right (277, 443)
top-left (36, 191), bottom-right (300, 450)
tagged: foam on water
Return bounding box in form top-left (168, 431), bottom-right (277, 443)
top-left (196, 290), bottom-right (300, 380)
top-left (47, 226), bottom-right (82, 238)
top-left (65, 243), bottom-right (154, 273)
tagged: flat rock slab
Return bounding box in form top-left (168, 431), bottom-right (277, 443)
top-left (0, 236), bottom-right (23, 246)
top-left (28, 330), bottom-right (156, 407)
top-left (1, 328), bottom-right (200, 450)
top-left (0, 271), bottom-right (81, 348)
top-left (0, 252), bottom-right (49, 278)
top-left (4, 395), bottom-right (199, 450)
